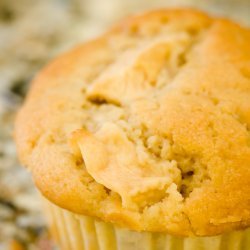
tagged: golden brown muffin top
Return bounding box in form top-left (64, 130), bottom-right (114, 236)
top-left (15, 9), bottom-right (250, 236)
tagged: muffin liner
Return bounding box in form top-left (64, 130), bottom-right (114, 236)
top-left (42, 196), bottom-right (250, 250)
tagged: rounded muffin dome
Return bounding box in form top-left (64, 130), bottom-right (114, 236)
top-left (15, 9), bottom-right (250, 236)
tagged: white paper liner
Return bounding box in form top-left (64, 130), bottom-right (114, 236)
top-left (42, 197), bottom-right (250, 250)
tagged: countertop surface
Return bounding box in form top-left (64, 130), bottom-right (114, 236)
top-left (0, 0), bottom-right (249, 249)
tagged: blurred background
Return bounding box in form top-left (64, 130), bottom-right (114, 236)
top-left (0, 0), bottom-right (249, 249)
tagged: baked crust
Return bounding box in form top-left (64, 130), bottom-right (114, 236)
top-left (15, 9), bottom-right (250, 236)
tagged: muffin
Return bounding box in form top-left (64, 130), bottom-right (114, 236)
top-left (15, 8), bottom-right (250, 250)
